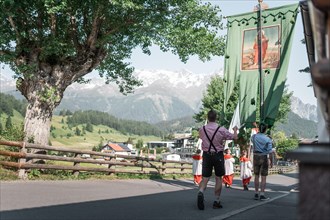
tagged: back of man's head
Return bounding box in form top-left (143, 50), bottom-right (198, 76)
top-left (207, 109), bottom-right (217, 122)
top-left (259, 123), bottom-right (268, 133)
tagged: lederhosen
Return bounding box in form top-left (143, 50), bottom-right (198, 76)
top-left (202, 126), bottom-right (225, 177)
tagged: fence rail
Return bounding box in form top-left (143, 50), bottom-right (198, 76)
top-left (0, 140), bottom-right (193, 178)
top-left (0, 140), bottom-right (296, 179)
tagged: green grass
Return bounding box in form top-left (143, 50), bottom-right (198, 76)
top-left (50, 115), bottom-right (161, 150)
top-left (1, 112), bottom-right (161, 150)
top-left (0, 165), bottom-right (190, 181)
top-left (0, 110), bottom-right (24, 127)
top-left (0, 166), bottom-right (19, 181)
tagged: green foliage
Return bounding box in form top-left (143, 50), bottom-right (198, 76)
top-left (0, 0), bottom-right (226, 144)
top-left (274, 88), bottom-right (293, 124)
top-left (67, 110), bottom-right (163, 137)
top-left (274, 112), bottom-right (317, 138)
top-left (28, 169), bottom-right (41, 179)
top-left (0, 124), bottom-right (25, 141)
top-left (0, 166), bottom-right (19, 181)
top-left (75, 127), bottom-right (81, 136)
top-left (0, 93), bottom-right (27, 116)
top-left (155, 147), bottom-right (169, 154)
top-left (276, 137), bottom-right (299, 160)
top-left (194, 75), bottom-right (238, 128)
top-left (85, 122), bottom-right (93, 132)
top-left (92, 138), bottom-right (105, 152)
top-left (5, 116), bottom-right (12, 129)
top-left (136, 139), bottom-right (144, 149)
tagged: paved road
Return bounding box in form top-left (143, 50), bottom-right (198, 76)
top-left (0, 171), bottom-right (299, 220)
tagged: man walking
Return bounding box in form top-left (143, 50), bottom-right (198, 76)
top-left (197, 109), bottom-right (238, 210)
top-left (251, 123), bottom-right (273, 201)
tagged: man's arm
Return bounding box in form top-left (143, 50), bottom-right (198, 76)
top-left (267, 139), bottom-right (273, 167)
top-left (232, 126), bottom-right (238, 140)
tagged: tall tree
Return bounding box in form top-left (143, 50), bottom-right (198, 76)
top-left (194, 75), bottom-right (238, 128)
top-left (0, 0), bottom-right (226, 145)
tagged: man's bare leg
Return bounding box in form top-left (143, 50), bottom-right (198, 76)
top-left (260, 176), bottom-right (267, 193)
top-left (214, 176), bottom-right (222, 198)
top-left (199, 176), bottom-right (209, 192)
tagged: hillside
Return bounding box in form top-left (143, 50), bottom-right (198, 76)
top-left (274, 111), bottom-right (317, 138)
top-left (0, 90), bottom-right (319, 142)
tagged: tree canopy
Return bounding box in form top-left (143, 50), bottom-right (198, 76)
top-left (194, 75), bottom-right (238, 128)
top-left (0, 0), bottom-right (226, 145)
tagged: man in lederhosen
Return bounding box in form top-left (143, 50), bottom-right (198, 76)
top-left (197, 109), bottom-right (238, 210)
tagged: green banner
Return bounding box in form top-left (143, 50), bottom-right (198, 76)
top-left (223, 4), bottom-right (299, 127)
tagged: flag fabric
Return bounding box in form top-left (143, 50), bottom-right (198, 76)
top-left (223, 4), bottom-right (299, 127)
top-left (229, 103), bottom-right (241, 133)
top-left (225, 103), bottom-right (241, 149)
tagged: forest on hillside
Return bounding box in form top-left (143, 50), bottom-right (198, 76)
top-left (0, 93), bottom-right (317, 139)
top-left (0, 93), bottom-right (27, 117)
top-left (0, 93), bottom-right (163, 137)
top-left (66, 110), bottom-right (163, 137)
top-left (274, 112), bottom-right (317, 138)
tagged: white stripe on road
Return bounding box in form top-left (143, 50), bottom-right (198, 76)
top-left (208, 192), bottom-right (290, 220)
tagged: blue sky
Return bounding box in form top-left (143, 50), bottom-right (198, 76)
top-left (129, 0), bottom-right (316, 105)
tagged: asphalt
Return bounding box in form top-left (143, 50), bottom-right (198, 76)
top-left (0, 170), bottom-right (299, 220)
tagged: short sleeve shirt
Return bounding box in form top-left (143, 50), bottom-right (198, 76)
top-left (199, 122), bottom-right (235, 152)
top-left (251, 133), bottom-right (272, 155)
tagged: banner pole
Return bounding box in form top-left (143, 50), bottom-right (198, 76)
top-left (257, 0), bottom-right (264, 124)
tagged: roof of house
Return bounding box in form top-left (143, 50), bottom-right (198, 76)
top-left (103, 143), bottom-right (126, 152)
top-left (117, 143), bottom-right (131, 152)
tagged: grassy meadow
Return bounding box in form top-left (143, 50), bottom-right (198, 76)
top-left (1, 111), bottom-right (161, 150)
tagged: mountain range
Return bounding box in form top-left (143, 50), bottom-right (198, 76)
top-left (0, 68), bottom-right (318, 137)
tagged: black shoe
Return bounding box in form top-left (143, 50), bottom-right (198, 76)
top-left (254, 193), bottom-right (259, 200)
top-left (260, 195), bottom-right (270, 201)
top-left (197, 192), bottom-right (204, 210)
top-left (213, 201), bottom-right (223, 209)
top-left (243, 185), bottom-right (249, 191)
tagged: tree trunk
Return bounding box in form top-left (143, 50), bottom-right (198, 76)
top-left (24, 101), bottom-right (53, 147)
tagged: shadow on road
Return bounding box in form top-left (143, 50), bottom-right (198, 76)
top-left (0, 172), bottom-right (299, 220)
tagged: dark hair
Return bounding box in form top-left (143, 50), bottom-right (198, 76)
top-left (196, 149), bottom-right (201, 154)
top-left (207, 109), bottom-right (217, 122)
top-left (259, 123), bottom-right (268, 133)
top-left (224, 148), bottom-right (230, 154)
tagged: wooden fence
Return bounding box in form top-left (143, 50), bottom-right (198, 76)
top-left (0, 140), bottom-right (193, 179)
top-left (0, 139), bottom-right (296, 179)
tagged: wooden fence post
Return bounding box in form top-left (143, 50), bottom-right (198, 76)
top-left (73, 153), bottom-right (80, 177)
top-left (18, 142), bottom-right (27, 179)
top-left (161, 161), bottom-right (166, 174)
top-left (108, 155), bottom-right (116, 175)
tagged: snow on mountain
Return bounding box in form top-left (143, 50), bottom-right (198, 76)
top-left (0, 68), bottom-right (318, 123)
top-left (290, 96), bottom-right (317, 122)
top-left (134, 69), bottom-right (212, 88)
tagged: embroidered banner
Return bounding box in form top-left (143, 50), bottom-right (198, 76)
top-left (223, 4), bottom-right (299, 127)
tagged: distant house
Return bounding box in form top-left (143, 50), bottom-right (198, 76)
top-left (101, 143), bottom-right (131, 157)
top-left (173, 136), bottom-right (196, 159)
top-left (147, 141), bottom-right (175, 150)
